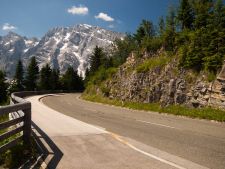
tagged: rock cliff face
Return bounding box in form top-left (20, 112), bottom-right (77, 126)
top-left (101, 52), bottom-right (225, 109)
top-left (0, 32), bottom-right (38, 77)
top-left (23, 24), bottom-right (123, 77)
top-left (209, 63), bottom-right (225, 108)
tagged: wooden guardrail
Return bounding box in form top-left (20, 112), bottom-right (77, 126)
top-left (0, 90), bottom-right (82, 154)
top-left (0, 92), bottom-right (31, 154)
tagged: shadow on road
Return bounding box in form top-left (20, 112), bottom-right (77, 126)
top-left (31, 122), bottom-right (63, 169)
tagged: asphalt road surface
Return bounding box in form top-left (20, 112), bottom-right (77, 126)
top-left (35, 93), bottom-right (225, 169)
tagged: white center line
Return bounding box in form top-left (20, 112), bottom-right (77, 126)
top-left (137, 120), bottom-right (177, 129)
top-left (128, 143), bottom-right (186, 169)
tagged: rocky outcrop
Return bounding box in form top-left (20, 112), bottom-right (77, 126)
top-left (104, 53), bottom-right (188, 106)
top-left (208, 62), bottom-right (225, 108)
top-left (101, 53), bottom-right (225, 109)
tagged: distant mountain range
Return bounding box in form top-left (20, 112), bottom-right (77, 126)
top-left (0, 24), bottom-right (124, 78)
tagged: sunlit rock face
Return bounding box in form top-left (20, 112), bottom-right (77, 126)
top-left (0, 24), bottom-right (124, 78)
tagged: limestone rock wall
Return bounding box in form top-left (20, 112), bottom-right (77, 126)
top-left (102, 54), bottom-right (225, 109)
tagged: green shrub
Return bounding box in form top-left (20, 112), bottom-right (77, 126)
top-left (203, 54), bottom-right (224, 73)
top-left (136, 54), bottom-right (170, 73)
top-left (88, 67), bottom-right (117, 85)
top-left (141, 37), bottom-right (163, 53)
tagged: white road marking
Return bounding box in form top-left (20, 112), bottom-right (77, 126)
top-left (110, 133), bottom-right (186, 169)
top-left (137, 120), bottom-right (177, 129)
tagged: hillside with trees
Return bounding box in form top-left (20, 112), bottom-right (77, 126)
top-left (0, 57), bottom-right (84, 104)
top-left (84, 0), bottom-right (225, 114)
top-left (86, 0), bottom-right (225, 77)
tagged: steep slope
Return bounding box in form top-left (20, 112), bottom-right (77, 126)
top-left (89, 50), bottom-right (225, 109)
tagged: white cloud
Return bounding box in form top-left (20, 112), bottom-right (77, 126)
top-left (108, 24), bottom-right (115, 28)
top-left (67, 5), bottom-right (88, 15)
top-left (95, 12), bottom-right (114, 22)
top-left (2, 23), bottom-right (17, 31)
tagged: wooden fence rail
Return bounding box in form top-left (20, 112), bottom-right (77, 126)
top-left (0, 90), bottom-right (80, 154)
top-left (0, 92), bottom-right (31, 154)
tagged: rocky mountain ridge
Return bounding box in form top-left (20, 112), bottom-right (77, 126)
top-left (0, 24), bottom-right (124, 78)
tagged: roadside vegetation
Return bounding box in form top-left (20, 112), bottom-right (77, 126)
top-left (83, 0), bottom-right (225, 121)
top-left (82, 94), bottom-right (225, 122)
top-left (0, 139), bottom-right (38, 168)
top-left (85, 0), bottom-right (225, 84)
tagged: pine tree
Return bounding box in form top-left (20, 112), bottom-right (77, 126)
top-left (203, 0), bottom-right (225, 72)
top-left (134, 20), bottom-right (155, 44)
top-left (75, 71), bottom-right (84, 91)
top-left (112, 34), bottom-right (136, 66)
top-left (164, 6), bottom-right (176, 51)
top-left (50, 69), bottom-right (60, 90)
top-left (89, 46), bottom-right (104, 73)
top-left (158, 16), bottom-right (165, 36)
top-left (0, 70), bottom-right (8, 104)
top-left (39, 64), bottom-right (52, 90)
top-left (61, 67), bottom-right (84, 91)
top-left (213, 0), bottom-right (225, 55)
top-left (14, 59), bottom-right (24, 91)
top-left (213, 0), bottom-right (225, 29)
top-left (192, 0), bottom-right (212, 29)
top-left (177, 0), bottom-right (194, 30)
top-left (25, 57), bottom-right (39, 91)
top-left (85, 68), bottom-right (90, 79)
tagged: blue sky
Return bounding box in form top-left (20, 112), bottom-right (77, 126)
top-left (0, 0), bottom-right (178, 38)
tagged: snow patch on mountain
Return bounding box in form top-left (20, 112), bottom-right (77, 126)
top-left (0, 24), bottom-right (124, 78)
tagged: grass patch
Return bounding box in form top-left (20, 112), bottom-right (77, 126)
top-left (88, 67), bottom-right (117, 85)
top-left (82, 94), bottom-right (225, 122)
top-left (161, 105), bottom-right (225, 122)
top-left (136, 54), bottom-right (170, 73)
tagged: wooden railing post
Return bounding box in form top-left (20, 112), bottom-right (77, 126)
top-left (23, 102), bottom-right (31, 146)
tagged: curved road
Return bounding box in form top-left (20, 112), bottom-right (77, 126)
top-left (29, 94), bottom-right (225, 169)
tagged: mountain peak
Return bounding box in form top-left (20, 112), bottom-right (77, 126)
top-left (77, 24), bottom-right (93, 28)
top-left (0, 25), bottom-right (124, 78)
top-left (6, 31), bottom-right (21, 38)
